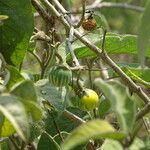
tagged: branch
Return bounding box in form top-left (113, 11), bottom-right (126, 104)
top-left (136, 102), bottom-right (150, 120)
top-left (31, 0), bottom-right (52, 24)
top-left (66, 26), bottom-right (80, 66)
top-left (86, 2), bottom-right (144, 13)
top-left (74, 0), bottom-right (86, 28)
top-left (39, 0), bottom-right (150, 105)
top-left (63, 110), bottom-right (85, 124)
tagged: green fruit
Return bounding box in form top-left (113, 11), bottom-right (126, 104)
top-left (78, 88), bottom-right (99, 111)
top-left (48, 65), bottom-right (72, 87)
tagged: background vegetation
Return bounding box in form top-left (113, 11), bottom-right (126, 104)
top-left (0, 0), bottom-right (150, 149)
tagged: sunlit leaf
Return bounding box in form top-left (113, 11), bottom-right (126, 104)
top-left (101, 139), bottom-right (123, 150)
top-left (61, 119), bottom-right (126, 150)
top-left (0, 94), bottom-right (28, 141)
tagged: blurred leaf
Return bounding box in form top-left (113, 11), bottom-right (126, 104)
top-left (0, 117), bottom-right (15, 137)
top-left (35, 79), bottom-right (64, 111)
top-left (10, 80), bottom-right (37, 102)
top-left (53, 131), bottom-right (69, 145)
top-left (94, 79), bottom-right (136, 133)
top-left (101, 139), bottom-right (123, 150)
top-left (0, 94), bottom-right (28, 141)
top-left (66, 34), bottom-right (150, 61)
top-left (0, 0), bottom-right (34, 66)
top-left (0, 140), bottom-right (10, 150)
top-left (24, 101), bottom-right (43, 121)
top-left (121, 67), bottom-right (150, 88)
top-left (37, 132), bottom-right (60, 150)
top-left (98, 99), bottom-right (111, 118)
top-left (94, 12), bottom-right (109, 30)
top-left (4, 65), bottom-right (24, 89)
top-left (129, 138), bottom-right (146, 150)
top-left (138, 0), bottom-right (150, 66)
top-left (61, 119), bottom-right (126, 150)
top-left (0, 15), bottom-right (8, 21)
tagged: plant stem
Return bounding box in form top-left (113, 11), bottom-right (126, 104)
top-left (9, 136), bottom-right (20, 150)
top-left (48, 0), bottom-right (150, 104)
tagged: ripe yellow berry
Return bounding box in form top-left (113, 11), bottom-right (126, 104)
top-left (79, 89), bottom-right (99, 111)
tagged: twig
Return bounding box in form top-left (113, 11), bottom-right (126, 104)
top-left (136, 102), bottom-right (150, 120)
top-left (9, 136), bottom-right (20, 150)
top-left (86, 2), bottom-right (144, 13)
top-left (102, 29), bottom-right (107, 52)
top-left (66, 26), bottom-right (80, 66)
top-left (46, 0), bottom-right (150, 104)
top-left (28, 51), bottom-right (43, 69)
top-left (63, 110), bottom-right (85, 124)
top-left (74, 0), bottom-right (86, 28)
top-left (31, 0), bottom-right (52, 23)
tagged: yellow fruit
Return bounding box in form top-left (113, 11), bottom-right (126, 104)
top-left (79, 89), bottom-right (99, 111)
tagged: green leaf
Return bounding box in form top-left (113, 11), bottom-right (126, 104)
top-left (0, 94), bottom-right (28, 141)
top-left (66, 34), bottom-right (150, 61)
top-left (24, 101), bottom-right (43, 121)
top-left (61, 119), bottom-right (126, 150)
top-left (10, 80), bottom-right (37, 102)
top-left (0, 15), bottom-right (8, 21)
top-left (53, 131), bottom-right (69, 145)
top-left (0, 0), bottom-right (34, 66)
top-left (101, 139), bottom-right (123, 150)
top-left (35, 79), bottom-right (64, 111)
top-left (138, 1), bottom-right (150, 66)
top-left (121, 67), bottom-right (150, 88)
top-left (44, 108), bottom-right (85, 137)
top-left (129, 138), bottom-right (146, 150)
top-left (4, 65), bottom-right (24, 89)
top-left (94, 79), bottom-right (136, 133)
top-left (37, 132), bottom-right (60, 150)
top-left (98, 99), bottom-right (111, 118)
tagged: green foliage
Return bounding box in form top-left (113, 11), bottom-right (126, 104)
top-left (101, 139), bottom-right (123, 150)
top-left (4, 65), bottom-right (24, 89)
top-left (0, 0), bottom-right (150, 149)
top-left (0, 0), bottom-right (34, 66)
top-left (35, 79), bottom-right (64, 111)
top-left (0, 95), bottom-right (28, 141)
top-left (61, 119), bottom-right (126, 150)
top-left (138, 0), bottom-right (150, 66)
top-left (37, 132), bottom-right (60, 150)
top-left (66, 34), bottom-right (150, 61)
top-left (94, 79), bottom-right (136, 133)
